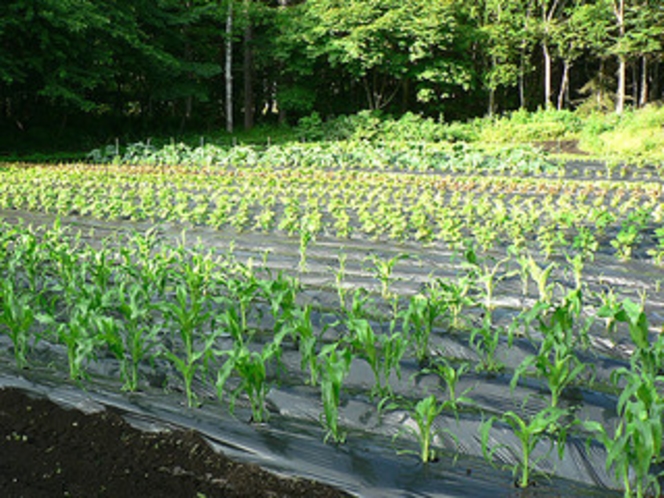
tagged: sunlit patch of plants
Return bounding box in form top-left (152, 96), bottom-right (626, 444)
top-left (1, 144), bottom-right (664, 497)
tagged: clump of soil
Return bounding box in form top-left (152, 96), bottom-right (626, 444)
top-left (0, 388), bottom-right (351, 498)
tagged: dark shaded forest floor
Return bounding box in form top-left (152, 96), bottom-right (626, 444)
top-left (0, 388), bottom-right (352, 498)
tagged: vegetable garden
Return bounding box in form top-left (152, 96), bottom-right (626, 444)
top-left (1, 142), bottom-right (663, 497)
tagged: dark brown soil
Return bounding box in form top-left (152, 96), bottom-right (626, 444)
top-left (0, 388), bottom-right (352, 498)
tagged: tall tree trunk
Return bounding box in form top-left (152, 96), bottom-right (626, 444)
top-left (243, 0), bottom-right (254, 130)
top-left (519, 47), bottom-right (526, 109)
top-left (557, 60), bottom-right (570, 110)
top-left (225, 1), bottom-right (233, 133)
top-left (616, 56), bottom-right (626, 114)
top-left (640, 55), bottom-right (649, 107)
top-left (543, 42), bottom-right (552, 108)
top-left (613, 0), bottom-right (626, 114)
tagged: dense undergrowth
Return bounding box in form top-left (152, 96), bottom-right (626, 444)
top-left (5, 107), bottom-right (664, 166)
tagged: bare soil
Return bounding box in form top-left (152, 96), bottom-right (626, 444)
top-left (0, 387), bottom-right (352, 498)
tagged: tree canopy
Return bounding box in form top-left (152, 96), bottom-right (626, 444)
top-left (2, 0), bottom-right (664, 142)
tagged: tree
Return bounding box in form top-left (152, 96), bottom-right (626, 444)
top-left (476, 0), bottom-right (535, 113)
top-left (303, 0), bottom-right (474, 113)
top-left (551, 0), bottom-right (613, 109)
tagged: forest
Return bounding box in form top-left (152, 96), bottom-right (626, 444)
top-left (1, 0), bottom-right (663, 149)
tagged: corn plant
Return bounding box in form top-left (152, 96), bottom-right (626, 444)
top-left (431, 277), bottom-right (475, 331)
top-left (386, 395), bottom-right (453, 463)
top-left (318, 344), bottom-right (352, 444)
top-left (611, 209), bottom-right (651, 261)
top-left (54, 303), bottom-right (103, 381)
top-left (287, 305), bottom-right (320, 385)
top-left (345, 318), bottom-right (407, 398)
top-left (464, 250), bottom-right (513, 320)
top-left (216, 333), bottom-right (286, 424)
top-left (258, 272), bottom-right (300, 334)
top-left (298, 208), bottom-right (322, 272)
top-left (423, 360), bottom-right (474, 416)
top-left (99, 283), bottom-right (160, 392)
top-left (402, 290), bottom-right (447, 364)
top-left (585, 361), bottom-right (664, 498)
top-left (159, 284), bottom-right (213, 407)
top-left (525, 255), bottom-right (556, 303)
top-left (469, 318), bottom-right (505, 374)
top-left (0, 280), bottom-right (36, 369)
top-left (223, 265), bottom-right (261, 334)
top-left (511, 290), bottom-right (592, 408)
top-left (364, 253), bottom-right (407, 301)
top-left (481, 406), bottom-right (569, 488)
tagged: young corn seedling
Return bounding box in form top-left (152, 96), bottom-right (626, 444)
top-left (432, 277), bottom-right (475, 331)
top-left (298, 208), bottom-right (322, 272)
top-left (565, 252), bottom-right (586, 291)
top-left (402, 290), bottom-right (447, 365)
top-left (287, 305), bottom-right (320, 385)
top-left (345, 318), bottom-right (406, 398)
top-left (386, 394), bottom-right (453, 463)
top-left (465, 250), bottom-right (513, 321)
top-left (364, 253), bottom-right (408, 301)
top-left (55, 303), bottom-right (103, 381)
top-left (216, 333), bottom-right (285, 424)
top-left (585, 363), bottom-right (664, 498)
top-left (223, 264), bottom-right (261, 334)
top-left (526, 255), bottom-right (556, 303)
top-left (423, 359), bottom-right (474, 416)
top-left (258, 272), bottom-right (300, 334)
top-left (159, 284), bottom-right (213, 407)
top-left (100, 283), bottom-right (160, 392)
top-left (512, 290), bottom-right (592, 408)
top-left (318, 344), bottom-right (352, 444)
top-left (481, 406), bottom-right (569, 489)
top-left (469, 318), bottom-right (505, 374)
top-left (0, 280), bottom-right (36, 369)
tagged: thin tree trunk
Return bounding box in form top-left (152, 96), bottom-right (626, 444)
top-left (598, 59), bottom-right (605, 107)
top-left (243, 0), bottom-right (254, 130)
top-left (557, 60), bottom-right (570, 110)
top-left (617, 56), bottom-right (626, 114)
top-left (613, 0), bottom-right (626, 114)
top-left (640, 55), bottom-right (649, 107)
top-left (225, 1), bottom-right (233, 133)
top-left (519, 47), bottom-right (526, 109)
top-left (543, 42), bottom-right (552, 108)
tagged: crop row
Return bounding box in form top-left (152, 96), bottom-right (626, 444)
top-left (0, 220), bottom-right (662, 496)
top-left (88, 141), bottom-right (561, 177)
top-left (1, 163), bottom-right (664, 264)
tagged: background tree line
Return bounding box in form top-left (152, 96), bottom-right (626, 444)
top-left (1, 0), bottom-right (663, 146)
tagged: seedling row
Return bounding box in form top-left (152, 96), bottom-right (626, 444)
top-left (1, 159), bottom-right (664, 265)
top-left (0, 217), bottom-right (662, 496)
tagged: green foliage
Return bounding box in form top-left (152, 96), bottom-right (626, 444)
top-left (319, 344), bottom-right (352, 444)
top-left (481, 406), bottom-right (569, 489)
top-left (386, 394), bottom-right (453, 464)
